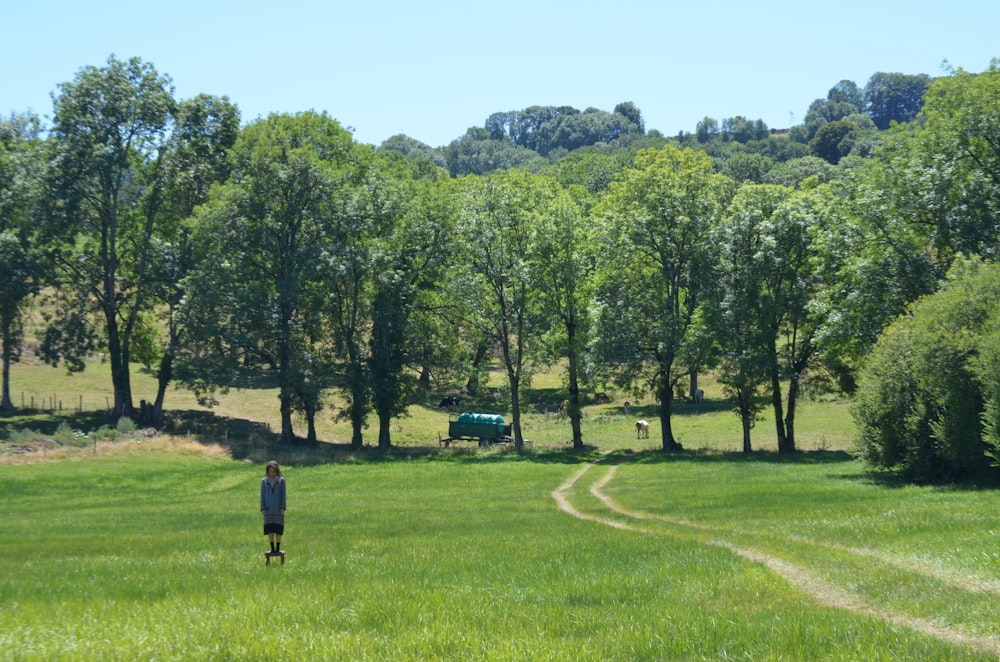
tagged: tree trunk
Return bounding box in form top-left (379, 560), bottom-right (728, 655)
top-left (656, 374), bottom-right (681, 451)
top-left (349, 358), bottom-right (366, 451)
top-left (106, 320), bottom-right (134, 420)
top-left (566, 322), bottom-right (584, 449)
top-left (739, 389), bottom-right (754, 453)
top-left (783, 372), bottom-right (800, 453)
top-left (466, 338), bottom-right (489, 395)
top-left (1, 323), bottom-right (13, 411)
top-left (377, 410), bottom-right (392, 450)
top-left (508, 367), bottom-right (523, 450)
top-left (305, 407), bottom-right (318, 445)
top-left (768, 347), bottom-right (788, 452)
top-left (279, 390), bottom-right (295, 444)
top-left (151, 350), bottom-right (173, 428)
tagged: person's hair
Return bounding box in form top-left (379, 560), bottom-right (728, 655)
top-left (265, 460), bottom-right (282, 477)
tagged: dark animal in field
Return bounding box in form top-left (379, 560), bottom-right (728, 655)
top-left (438, 396), bottom-right (460, 408)
top-left (635, 420), bottom-right (650, 439)
top-left (594, 392), bottom-right (611, 404)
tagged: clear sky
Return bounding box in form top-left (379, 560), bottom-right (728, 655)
top-left (2, 0), bottom-right (997, 147)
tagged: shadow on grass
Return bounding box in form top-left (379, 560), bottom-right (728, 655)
top-left (2, 404), bottom-right (851, 468)
top-left (614, 447), bottom-right (855, 467)
top-left (1, 409), bottom-right (117, 437)
top-left (10, 406), bottom-right (995, 490)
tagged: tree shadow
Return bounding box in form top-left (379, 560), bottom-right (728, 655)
top-left (613, 447), bottom-right (855, 466)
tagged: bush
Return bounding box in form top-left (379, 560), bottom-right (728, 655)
top-left (51, 422), bottom-right (75, 445)
top-left (854, 259), bottom-right (1000, 482)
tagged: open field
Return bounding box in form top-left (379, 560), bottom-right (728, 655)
top-left (3, 448), bottom-right (1000, 660)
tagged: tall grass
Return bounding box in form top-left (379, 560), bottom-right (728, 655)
top-left (3, 450), bottom-right (998, 660)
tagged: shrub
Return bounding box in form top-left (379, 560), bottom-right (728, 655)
top-left (854, 259), bottom-right (1000, 482)
top-left (116, 417), bottom-right (136, 434)
top-left (52, 422), bottom-right (78, 446)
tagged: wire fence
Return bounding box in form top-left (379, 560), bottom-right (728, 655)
top-left (14, 392), bottom-right (113, 414)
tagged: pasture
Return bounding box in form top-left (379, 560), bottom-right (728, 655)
top-left (4, 448), bottom-right (1000, 660)
top-left (3, 360), bottom-right (1000, 659)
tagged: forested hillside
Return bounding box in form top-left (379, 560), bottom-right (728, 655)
top-left (2, 55), bottom-right (998, 481)
top-left (379, 71), bottom-right (930, 179)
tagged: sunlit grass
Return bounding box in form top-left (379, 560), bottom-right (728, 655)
top-left (3, 355), bottom-right (855, 455)
top-left (3, 451), bottom-right (998, 660)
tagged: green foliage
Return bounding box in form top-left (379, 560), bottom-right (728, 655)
top-left (762, 155), bottom-right (835, 187)
top-left (44, 55), bottom-right (177, 419)
top-left (116, 416), bottom-right (136, 434)
top-left (593, 146), bottom-right (731, 449)
top-left (178, 111), bottom-right (367, 444)
top-left (0, 113), bottom-right (46, 410)
top-left (854, 259), bottom-right (1000, 482)
top-left (864, 71), bottom-right (932, 130)
top-left (51, 421), bottom-right (75, 444)
top-left (808, 120), bottom-right (858, 164)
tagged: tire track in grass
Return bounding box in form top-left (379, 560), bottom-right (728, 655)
top-left (553, 461), bottom-right (1000, 658)
top-left (589, 465), bottom-right (1000, 598)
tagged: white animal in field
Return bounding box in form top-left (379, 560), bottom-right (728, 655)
top-left (635, 420), bottom-right (650, 439)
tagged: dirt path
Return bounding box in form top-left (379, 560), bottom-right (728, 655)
top-left (552, 461), bottom-right (1000, 658)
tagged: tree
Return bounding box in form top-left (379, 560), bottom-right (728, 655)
top-left (594, 146), bottom-right (731, 451)
top-left (368, 158), bottom-right (456, 449)
top-left (529, 184), bottom-right (593, 449)
top-left (142, 94), bottom-right (240, 427)
top-left (721, 152), bottom-right (775, 184)
top-left (910, 60), bottom-right (1000, 259)
top-left (696, 117), bottom-right (719, 143)
top-left (809, 120), bottom-right (857, 164)
top-left (614, 101), bottom-right (645, 134)
top-left (705, 185), bottom-right (785, 451)
top-left (444, 127), bottom-right (542, 176)
top-left (45, 55), bottom-right (175, 420)
top-left (0, 113), bottom-right (46, 412)
top-left (377, 134), bottom-right (447, 169)
top-left (827, 80), bottom-right (864, 110)
top-left (797, 98), bottom-right (859, 143)
top-left (763, 156), bottom-right (835, 188)
top-left (179, 112), bottom-right (364, 444)
top-left (457, 170), bottom-right (556, 449)
top-left (864, 71), bottom-right (931, 130)
top-left (816, 62), bottom-right (1000, 387)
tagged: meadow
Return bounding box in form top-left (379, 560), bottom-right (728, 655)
top-left (3, 360), bottom-right (1000, 660)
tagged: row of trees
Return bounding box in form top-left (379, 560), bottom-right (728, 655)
top-left (2, 56), bottom-right (998, 479)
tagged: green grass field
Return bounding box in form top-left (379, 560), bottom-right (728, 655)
top-left (3, 360), bottom-right (1000, 659)
top-left (4, 449), bottom-right (1000, 660)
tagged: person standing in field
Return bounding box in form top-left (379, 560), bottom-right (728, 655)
top-left (260, 460), bottom-right (286, 553)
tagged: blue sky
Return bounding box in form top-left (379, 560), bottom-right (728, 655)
top-left (2, 0), bottom-right (997, 147)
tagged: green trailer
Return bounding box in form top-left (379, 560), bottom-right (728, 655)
top-left (443, 412), bottom-right (512, 447)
